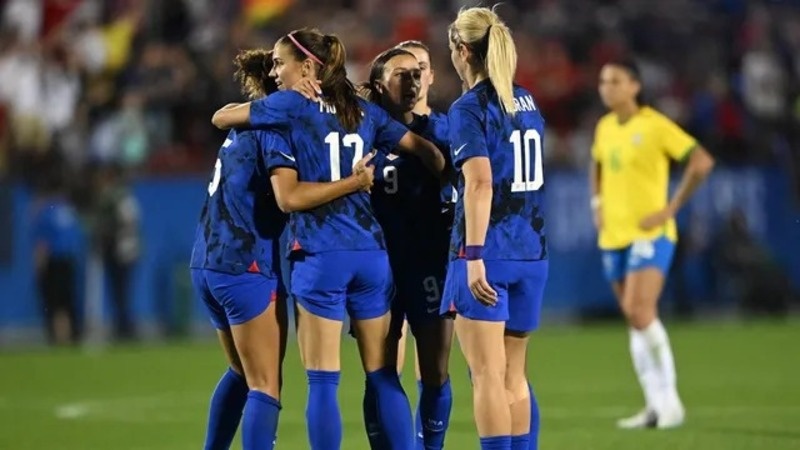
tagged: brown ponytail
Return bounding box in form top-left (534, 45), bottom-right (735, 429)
top-left (278, 28), bottom-right (363, 132)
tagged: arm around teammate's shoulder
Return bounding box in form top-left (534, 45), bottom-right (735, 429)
top-left (212, 103), bottom-right (250, 129)
top-left (395, 132), bottom-right (446, 176)
top-left (212, 91), bottom-right (301, 130)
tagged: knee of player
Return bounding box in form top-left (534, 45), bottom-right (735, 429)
top-left (417, 355), bottom-right (450, 386)
top-left (503, 374), bottom-right (529, 402)
top-left (244, 369), bottom-right (281, 399)
top-left (419, 369), bottom-right (449, 387)
top-left (360, 353), bottom-right (392, 374)
top-left (469, 363), bottom-right (506, 386)
top-left (247, 380), bottom-right (281, 400)
top-left (626, 307), bottom-right (657, 330)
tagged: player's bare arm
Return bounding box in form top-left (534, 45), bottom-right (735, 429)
top-left (589, 161), bottom-right (603, 230)
top-left (640, 146), bottom-right (715, 231)
top-left (396, 131), bottom-right (446, 175)
top-left (212, 102), bottom-right (251, 129)
top-left (270, 152), bottom-right (375, 213)
top-left (462, 156), bottom-right (497, 305)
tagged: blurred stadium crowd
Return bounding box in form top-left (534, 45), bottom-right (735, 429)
top-left (0, 0), bottom-right (798, 344)
top-left (0, 0), bottom-right (798, 185)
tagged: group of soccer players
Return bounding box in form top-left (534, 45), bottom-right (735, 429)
top-left (189, 5), bottom-right (714, 450)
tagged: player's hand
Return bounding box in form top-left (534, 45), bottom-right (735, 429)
top-left (352, 151), bottom-right (376, 193)
top-left (292, 77), bottom-right (322, 101)
top-left (639, 206), bottom-right (675, 231)
top-left (467, 259), bottom-right (497, 306)
top-left (592, 206), bottom-right (603, 230)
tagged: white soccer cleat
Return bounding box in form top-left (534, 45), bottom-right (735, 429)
top-left (656, 398), bottom-right (685, 429)
top-left (616, 408), bottom-right (658, 429)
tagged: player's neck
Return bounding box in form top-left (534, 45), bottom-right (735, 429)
top-left (465, 70), bottom-right (487, 89)
top-left (383, 100), bottom-right (415, 125)
top-left (613, 102), bottom-right (640, 124)
top-left (389, 108), bottom-right (415, 125)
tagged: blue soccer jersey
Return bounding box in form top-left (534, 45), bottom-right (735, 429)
top-left (190, 129), bottom-right (294, 277)
top-left (371, 112), bottom-right (451, 255)
top-left (249, 91), bottom-right (409, 254)
top-left (427, 110), bottom-right (457, 206)
top-left (448, 81), bottom-right (547, 261)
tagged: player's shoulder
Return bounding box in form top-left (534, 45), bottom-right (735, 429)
top-left (267, 90), bottom-right (314, 114)
top-left (638, 106), bottom-right (672, 126)
top-left (512, 83), bottom-right (535, 99)
top-left (449, 90), bottom-right (484, 118)
top-left (224, 128), bottom-right (239, 141)
top-left (231, 127), bottom-right (260, 143)
top-left (357, 97), bottom-right (373, 110)
top-left (224, 128), bottom-right (252, 148)
top-left (595, 112), bottom-right (618, 131)
top-left (429, 110), bottom-right (449, 136)
top-left (235, 126), bottom-right (287, 151)
top-left (357, 97), bottom-right (388, 125)
top-left (453, 88), bottom-right (482, 108)
top-left (270, 90), bottom-right (307, 104)
top-left (358, 97), bottom-right (383, 118)
top-left (255, 128), bottom-right (287, 147)
top-left (429, 110), bottom-right (447, 123)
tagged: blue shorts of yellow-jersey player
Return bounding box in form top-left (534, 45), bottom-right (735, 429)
top-left (192, 269), bottom-right (279, 330)
top-left (391, 261), bottom-right (447, 332)
top-left (601, 236), bottom-right (676, 283)
top-left (291, 250), bottom-right (393, 321)
top-left (440, 259), bottom-right (548, 333)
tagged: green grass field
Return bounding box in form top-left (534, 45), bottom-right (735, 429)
top-left (1, 320), bottom-right (798, 450)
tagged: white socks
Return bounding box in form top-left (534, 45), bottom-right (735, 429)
top-left (628, 319), bottom-right (679, 412)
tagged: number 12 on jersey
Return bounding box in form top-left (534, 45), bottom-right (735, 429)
top-left (325, 132), bottom-right (365, 181)
top-left (509, 129), bottom-right (544, 192)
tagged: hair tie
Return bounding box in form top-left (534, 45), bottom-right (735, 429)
top-left (287, 33), bottom-right (324, 66)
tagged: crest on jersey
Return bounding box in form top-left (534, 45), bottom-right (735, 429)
top-left (632, 133), bottom-right (643, 146)
top-left (386, 153), bottom-right (399, 161)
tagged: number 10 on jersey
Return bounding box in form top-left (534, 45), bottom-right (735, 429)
top-left (509, 129), bottom-right (544, 192)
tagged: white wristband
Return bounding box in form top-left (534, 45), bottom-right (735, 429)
top-left (590, 195), bottom-right (601, 210)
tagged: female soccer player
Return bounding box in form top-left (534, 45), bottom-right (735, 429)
top-left (360, 47), bottom-right (453, 450)
top-left (391, 38), bottom-right (453, 374)
top-left (442, 7), bottom-right (548, 450)
top-left (212, 28), bottom-right (446, 450)
top-left (192, 48), bottom-right (375, 450)
top-left (590, 60), bottom-right (714, 429)
top-left (396, 40), bottom-right (438, 117)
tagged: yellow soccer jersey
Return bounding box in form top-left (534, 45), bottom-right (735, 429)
top-left (592, 106), bottom-right (697, 249)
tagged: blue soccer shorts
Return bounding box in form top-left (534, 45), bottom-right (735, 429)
top-left (291, 250), bottom-right (392, 321)
top-left (440, 259), bottom-right (549, 333)
top-left (191, 268), bottom-right (278, 330)
top-left (601, 235), bottom-right (676, 283)
top-left (390, 254), bottom-right (448, 333)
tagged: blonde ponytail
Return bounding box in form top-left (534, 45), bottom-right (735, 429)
top-left (485, 22), bottom-right (517, 116)
top-left (450, 7), bottom-right (518, 116)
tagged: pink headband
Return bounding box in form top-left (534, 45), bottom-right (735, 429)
top-left (287, 33), bottom-right (324, 66)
